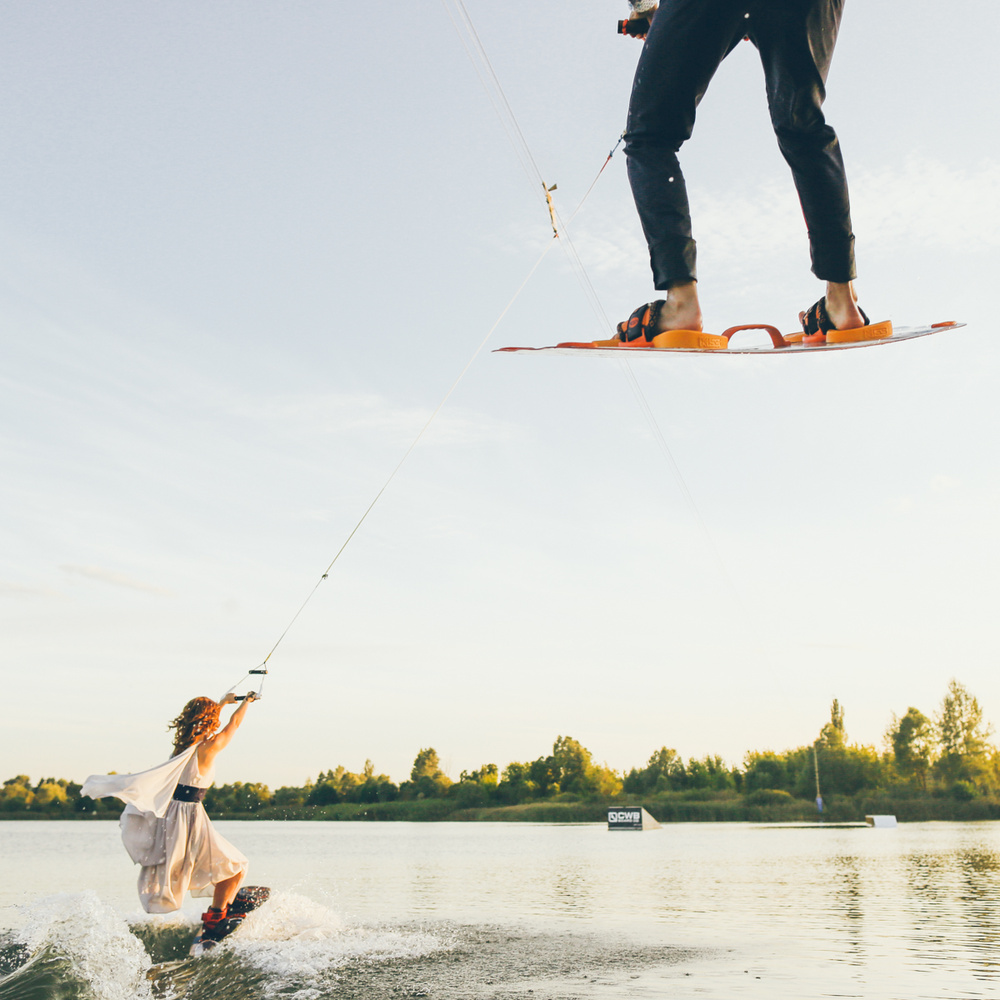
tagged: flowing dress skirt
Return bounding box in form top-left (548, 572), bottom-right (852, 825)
top-left (137, 798), bottom-right (248, 913)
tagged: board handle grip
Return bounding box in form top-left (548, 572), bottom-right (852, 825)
top-left (617, 18), bottom-right (650, 36)
top-left (721, 324), bottom-right (790, 349)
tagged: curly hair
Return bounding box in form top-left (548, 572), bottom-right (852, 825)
top-left (168, 697), bottom-right (222, 756)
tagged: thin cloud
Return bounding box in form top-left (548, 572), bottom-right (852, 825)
top-left (60, 565), bottom-right (173, 597)
top-left (853, 158), bottom-right (1000, 254)
top-left (687, 157), bottom-right (1000, 262)
top-left (797, 642), bottom-right (865, 651)
top-left (931, 475), bottom-right (962, 493)
top-left (535, 155), bottom-right (1000, 278)
top-left (224, 391), bottom-right (518, 448)
top-left (0, 580), bottom-right (62, 599)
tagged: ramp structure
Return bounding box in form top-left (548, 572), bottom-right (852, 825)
top-left (607, 807), bottom-right (661, 831)
top-left (865, 815), bottom-right (898, 828)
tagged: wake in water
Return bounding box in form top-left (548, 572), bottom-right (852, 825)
top-left (1, 890), bottom-right (696, 1000)
top-left (0, 890), bottom-right (448, 1000)
top-left (0, 892), bottom-right (153, 1000)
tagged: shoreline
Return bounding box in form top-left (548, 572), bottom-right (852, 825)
top-left (7, 794), bottom-right (1000, 824)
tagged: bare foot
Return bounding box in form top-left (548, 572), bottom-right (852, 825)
top-left (655, 281), bottom-right (703, 332)
top-left (798, 281), bottom-right (867, 331)
top-left (824, 281), bottom-right (866, 329)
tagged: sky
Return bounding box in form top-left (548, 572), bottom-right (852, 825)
top-left (2, 1), bottom-right (998, 790)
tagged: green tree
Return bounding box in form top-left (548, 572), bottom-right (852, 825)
top-left (807, 743), bottom-right (882, 797)
top-left (352, 760), bottom-right (398, 803)
top-left (818, 699), bottom-right (846, 749)
top-left (206, 781), bottom-right (271, 812)
top-left (34, 780), bottom-right (68, 808)
top-left (590, 762), bottom-right (623, 797)
top-left (743, 751), bottom-right (790, 793)
top-left (549, 736), bottom-right (620, 797)
top-left (459, 763), bottom-right (499, 787)
top-left (552, 736), bottom-right (594, 793)
top-left (235, 782), bottom-right (271, 811)
top-left (685, 755), bottom-right (736, 792)
top-left (497, 761), bottom-right (535, 803)
top-left (645, 747), bottom-right (683, 791)
top-left (450, 764), bottom-right (499, 808)
top-left (527, 756), bottom-right (560, 796)
top-left (273, 785), bottom-right (308, 809)
top-left (309, 762), bottom-right (397, 804)
top-left (326, 765), bottom-right (361, 799)
top-left (411, 748), bottom-right (445, 782)
top-left (1, 776), bottom-right (34, 811)
top-left (887, 707), bottom-right (935, 787)
top-left (405, 748), bottom-right (451, 798)
top-left (936, 679), bottom-right (993, 784)
top-left (306, 778), bottom-right (340, 806)
top-left (358, 775), bottom-right (398, 803)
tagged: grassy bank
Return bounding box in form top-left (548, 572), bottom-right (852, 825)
top-left (199, 792), bottom-right (1000, 824)
top-left (9, 791), bottom-right (1000, 824)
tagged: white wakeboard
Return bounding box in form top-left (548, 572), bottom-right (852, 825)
top-left (496, 321), bottom-right (965, 357)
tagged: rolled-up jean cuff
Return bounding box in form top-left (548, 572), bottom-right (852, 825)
top-left (811, 236), bottom-right (856, 283)
top-left (650, 237), bottom-right (698, 290)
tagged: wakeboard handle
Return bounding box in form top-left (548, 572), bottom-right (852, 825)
top-left (617, 18), bottom-right (650, 36)
top-left (234, 668), bottom-right (267, 701)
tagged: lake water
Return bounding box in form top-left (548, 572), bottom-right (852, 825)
top-left (2, 819), bottom-right (1000, 999)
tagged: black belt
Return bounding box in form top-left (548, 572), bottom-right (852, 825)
top-left (172, 783), bottom-right (207, 803)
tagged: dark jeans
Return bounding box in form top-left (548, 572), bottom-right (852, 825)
top-left (624, 0), bottom-right (856, 289)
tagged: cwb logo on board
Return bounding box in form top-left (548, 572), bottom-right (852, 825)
top-left (607, 808), bottom-right (642, 830)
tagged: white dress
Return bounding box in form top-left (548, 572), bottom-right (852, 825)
top-left (82, 744), bottom-right (248, 914)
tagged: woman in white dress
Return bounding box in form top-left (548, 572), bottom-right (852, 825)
top-left (140, 692), bottom-right (256, 929)
top-left (83, 691), bottom-right (256, 933)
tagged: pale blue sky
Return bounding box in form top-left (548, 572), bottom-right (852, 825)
top-left (2, 1), bottom-right (998, 789)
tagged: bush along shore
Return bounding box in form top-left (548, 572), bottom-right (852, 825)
top-left (7, 680), bottom-right (1000, 824)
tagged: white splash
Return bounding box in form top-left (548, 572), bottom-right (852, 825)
top-left (226, 890), bottom-right (446, 983)
top-left (14, 891), bottom-right (152, 1000)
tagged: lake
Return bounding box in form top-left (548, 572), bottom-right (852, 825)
top-left (2, 819), bottom-right (999, 999)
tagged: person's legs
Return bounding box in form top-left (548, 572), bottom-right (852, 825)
top-left (624, 0), bottom-right (748, 304)
top-left (751, 0), bottom-right (865, 328)
top-left (211, 871), bottom-right (245, 912)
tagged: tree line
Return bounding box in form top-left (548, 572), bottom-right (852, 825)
top-left (4, 679), bottom-right (998, 819)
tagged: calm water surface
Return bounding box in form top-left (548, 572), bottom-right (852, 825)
top-left (2, 819), bottom-right (999, 999)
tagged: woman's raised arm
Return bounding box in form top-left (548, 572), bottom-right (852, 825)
top-left (198, 693), bottom-right (256, 768)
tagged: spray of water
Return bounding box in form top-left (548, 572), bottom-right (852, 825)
top-left (1, 889), bottom-right (447, 1000)
top-left (7, 892), bottom-right (153, 1000)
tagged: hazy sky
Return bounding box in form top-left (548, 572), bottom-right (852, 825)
top-left (2, 1), bottom-right (998, 790)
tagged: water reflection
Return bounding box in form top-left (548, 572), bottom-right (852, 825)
top-left (953, 843), bottom-right (1000, 979)
top-left (828, 854), bottom-right (866, 971)
top-left (550, 861), bottom-right (595, 918)
top-left (407, 862), bottom-right (447, 913)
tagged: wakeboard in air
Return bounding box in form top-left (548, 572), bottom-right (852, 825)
top-left (189, 885), bottom-right (270, 957)
top-left (496, 321), bottom-right (965, 356)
